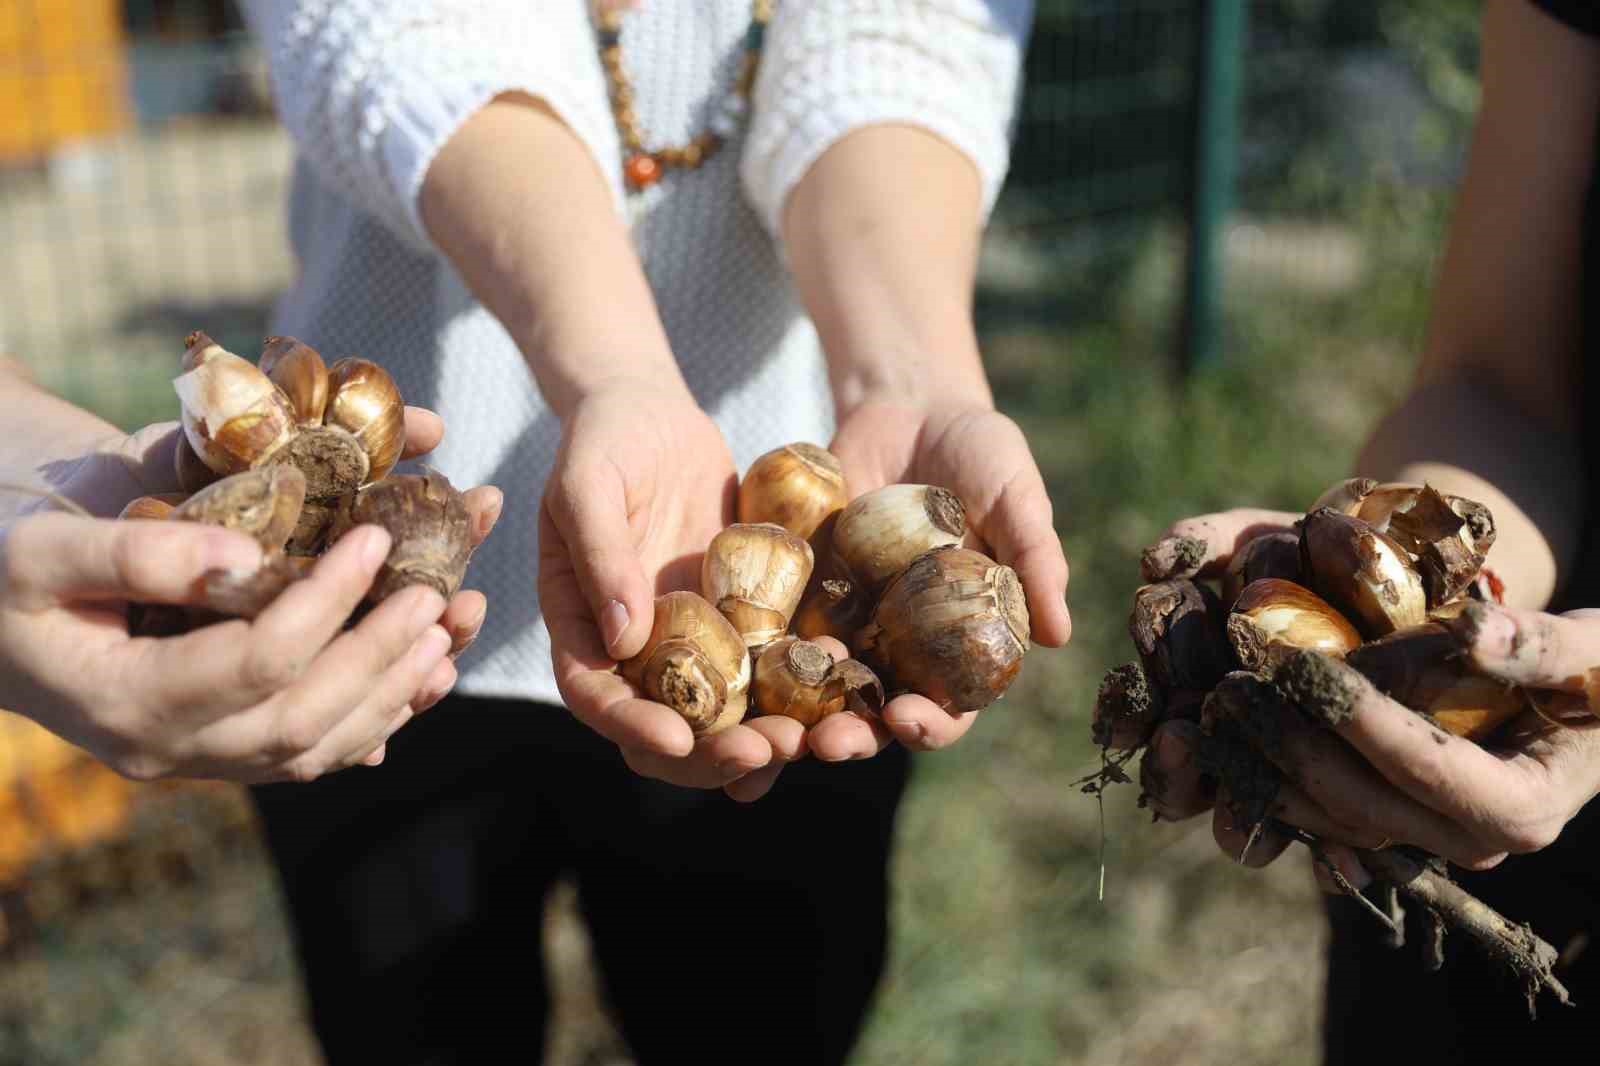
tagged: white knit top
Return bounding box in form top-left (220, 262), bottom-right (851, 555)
top-left (240, 0), bottom-right (1030, 705)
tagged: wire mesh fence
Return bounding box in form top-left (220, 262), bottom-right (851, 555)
top-left (0, 2), bottom-right (1480, 1063)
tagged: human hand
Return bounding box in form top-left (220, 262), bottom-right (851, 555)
top-left (800, 400), bottom-right (1072, 765)
top-left (538, 383), bottom-right (808, 795)
top-left (0, 407), bottom-right (503, 781)
top-left (1138, 508), bottom-right (1600, 890)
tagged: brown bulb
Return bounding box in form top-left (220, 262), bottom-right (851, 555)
top-left (1226, 578), bottom-right (1361, 672)
top-left (752, 637), bottom-right (884, 728)
top-left (117, 494), bottom-right (185, 521)
top-left (857, 546), bottom-right (1028, 713)
top-left (701, 523), bottom-right (814, 649)
top-left (326, 357), bottom-right (406, 485)
top-left (621, 591), bottom-right (751, 735)
top-left (1092, 662), bottom-right (1164, 752)
top-left (1298, 508), bottom-right (1426, 638)
top-left (833, 483), bottom-right (966, 594)
top-left (1345, 623), bottom-right (1527, 742)
top-left (1221, 531), bottom-right (1302, 605)
top-left (1358, 484), bottom-right (1496, 607)
top-left (738, 442), bottom-right (848, 541)
top-left (259, 335), bottom-right (330, 426)
top-left (173, 334), bottom-right (297, 476)
top-left (329, 471), bottom-right (472, 601)
top-left (174, 431), bottom-right (222, 494)
top-left (1129, 579), bottom-right (1232, 691)
top-left (170, 466), bottom-right (306, 553)
top-left (201, 554), bottom-right (316, 619)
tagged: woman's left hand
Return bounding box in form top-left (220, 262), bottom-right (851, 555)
top-left (785, 401), bottom-right (1072, 762)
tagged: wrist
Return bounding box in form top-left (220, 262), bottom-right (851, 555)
top-left (829, 346), bottom-right (994, 422)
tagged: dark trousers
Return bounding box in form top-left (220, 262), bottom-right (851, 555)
top-left (1322, 803), bottom-right (1600, 1062)
top-left (251, 694), bottom-right (912, 1066)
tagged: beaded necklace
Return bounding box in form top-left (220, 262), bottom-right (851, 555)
top-left (593, 0), bottom-right (774, 191)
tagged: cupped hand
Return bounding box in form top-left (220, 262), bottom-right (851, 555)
top-left (538, 382), bottom-right (806, 792)
top-left (805, 400), bottom-right (1073, 763)
top-left (0, 407), bottom-right (503, 780)
top-left (1138, 509), bottom-right (1600, 891)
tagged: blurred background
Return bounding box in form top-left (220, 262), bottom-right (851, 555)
top-left (0, 1), bottom-right (1479, 1063)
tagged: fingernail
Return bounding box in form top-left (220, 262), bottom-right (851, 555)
top-left (363, 745), bottom-right (386, 767)
top-left (202, 530), bottom-right (263, 573)
top-left (476, 491), bottom-right (504, 540)
top-left (361, 526), bottom-right (393, 570)
top-left (600, 599), bottom-right (630, 652)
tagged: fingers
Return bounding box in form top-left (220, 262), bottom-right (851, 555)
top-left (1140, 509), bottom-right (1298, 581)
top-left (976, 468), bottom-right (1072, 647)
top-left (1211, 791), bottom-right (1294, 868)
top-left (723, 763), bottom-right (786, 803)
top-left (1309, 843), bottom-right (1373, 895)
top-left (400, 406), bottom-right (444, 459)
top-left (620, 724), bottom-right (774, 789)
top-left (879, 693), bottom-right (978, 752)
top-left (1140, 720), bottom-right (1214, 821)
top-left (1272, 649), bottom-right (1547, 859)
top-left (1442, 602), bottom-right (1600, 694)
top-left (808, 710), bottom-right (892, 761)
top-left (129, 527), bottom-right (398, 713)
top-left (1, 512), bottom-right (262, 611)
top-left (461, 485), bottom-right (504, 548)
top-left (441, 589), bottom-right (487, 657)
top-left (542, 455), bottom-right (654, 659)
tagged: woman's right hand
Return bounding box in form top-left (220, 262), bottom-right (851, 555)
top-left (0, 514), bottom-right (455, 783)
top-left (537, 382), bottom-right (807, 794)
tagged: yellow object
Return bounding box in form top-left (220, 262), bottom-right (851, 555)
top-left (0, 0), bottom-right (131, 163)
top-left (0, 711), bottom-right (134, 884)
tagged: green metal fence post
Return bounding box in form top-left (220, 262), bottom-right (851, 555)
top-left (1181, 0), bottom-right (1247, 374)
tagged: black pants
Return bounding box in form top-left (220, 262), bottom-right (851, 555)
top-left (1323, 803), bottom-right (1600, 1061)
top-left (251, 695), bottom-right (912, 1066)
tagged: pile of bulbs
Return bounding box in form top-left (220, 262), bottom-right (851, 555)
top-left (118, 332), bottom-right (473, 633)
top-left (1096, 477), bottom-right (1510, 756)
top-left (625, 443), bottom-right (1032, 736)
top-left (1095, 477), bottom-right (1576, 1010)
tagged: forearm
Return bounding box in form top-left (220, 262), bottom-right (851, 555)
top-left (1355, 377), bottom-right (1584, 611)
top-left (0, 362), bottom-right (127, 521)
top-left (419, 93), bottom-right (689, 418)
top-left (782, 125), bottom-right (994, 416)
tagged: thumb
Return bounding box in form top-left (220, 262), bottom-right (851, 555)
top-left (543, 457), bottom-right (655, 660)
top-left (1, 512), bottom-right (263, 609)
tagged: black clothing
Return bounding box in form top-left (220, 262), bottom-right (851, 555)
top-left (1323, 4), bottom-right (1600, 1058)
top-left (252, 696), bottom-right (910, 1066)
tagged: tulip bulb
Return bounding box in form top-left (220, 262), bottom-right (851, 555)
top-left (1221, 531), bottom-right (1302, 605)
top-left (173, 332), bottom-right (297, 476)
top-left (1129, 579), bottom-right (1232, 691)
top-left (329, 471), bottom-right (472, 601)
top-left (752, 637), bottom-right (884, 728)
top-left (117, 494), bottom-right (185, 521)
top-left (738, 442), bottom-right (848, 541)
top-left (1345, 623), bottom-right (1527, 741)
top-left (1309, 477), bottom-right (1379, 516)
top-left (832, 483), bottom-right (966, 593)
top-left (701, 522), bottom-right (814, 649)
top-left (791, 548), bottom-right (871, 647)
top-left (621, 591), bottom-right (752, 735)
top-left (325, 356), bottom-right (406, 485)
top-left (857, 546), bottom-right (1028, 713)
top-left (1358, 484), bottom-right (1496, 607)
top-left (1299, 508), bottom-right (1426, 638)
top-left (170, 466), bottom-right (306, 553)
top-left (259, 335), bottom-right (330, 426)
top-left (1226, 578), bottom-right (1361, 672)
top-left (174, 432), bottom-right (221, 493)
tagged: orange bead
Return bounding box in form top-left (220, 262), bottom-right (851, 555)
top-left (624, 153), bottom-right (662, 188)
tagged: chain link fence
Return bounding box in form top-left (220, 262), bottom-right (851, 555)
top-left (1, 2), bottom-right (1481, 1063)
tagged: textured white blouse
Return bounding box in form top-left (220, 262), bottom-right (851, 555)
top-left (239, 0), bottom-right (1031, 705)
